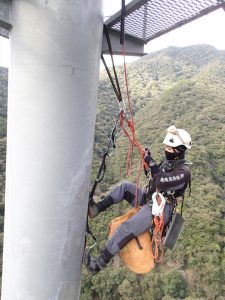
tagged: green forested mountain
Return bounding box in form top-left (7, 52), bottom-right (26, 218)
top-left (0, 45), bottom-right (225, 299)
top-left (82, 45), bottom-right (225, 300)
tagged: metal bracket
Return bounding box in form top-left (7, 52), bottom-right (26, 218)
top-left (102, 27), bottom-right (145, 57)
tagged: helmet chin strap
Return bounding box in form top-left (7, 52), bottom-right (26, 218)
top-left (164, 149), bottom-right (179, 160)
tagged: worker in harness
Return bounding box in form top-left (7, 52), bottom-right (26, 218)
top-left (84, 125), bottom-right (192, 273)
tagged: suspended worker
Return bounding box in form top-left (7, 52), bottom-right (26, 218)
top-left (84, 125), bottom-right (192, 273)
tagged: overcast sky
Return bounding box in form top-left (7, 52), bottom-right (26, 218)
top-left (0, 1), bottom-right (225, 67)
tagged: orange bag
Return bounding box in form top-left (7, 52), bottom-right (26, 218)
top-left (109, 207), bottom-right (154, 274)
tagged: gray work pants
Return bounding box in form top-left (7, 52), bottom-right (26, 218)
top-left (105, 181), bottom-right (173, 255)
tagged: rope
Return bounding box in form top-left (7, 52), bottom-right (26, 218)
top-left (118, 0), bottom-right (148, 206)
top-left (151, 193), bottom-right (166, 262)
top-left (102, 3), bottom-right (148, 208)
top-left (119, 110), bottom-right (148, 207)
top-left (119, 42), bottom-right (148, 207)
top-left (152, 214), bottom-right (164, 263)
top-left (122, 45), bottom-right (134, 125)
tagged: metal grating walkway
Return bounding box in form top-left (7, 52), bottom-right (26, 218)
top-left (105, 0), bottom-right (225, 44)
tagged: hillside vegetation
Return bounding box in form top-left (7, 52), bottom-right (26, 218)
top-left (0, 45), bottom-right (225, 299)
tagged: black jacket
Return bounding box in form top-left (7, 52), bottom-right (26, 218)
top-left (145, 156), bottom-right (191, 199)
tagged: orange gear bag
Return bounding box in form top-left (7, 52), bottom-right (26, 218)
top-left (109, 207), bottom-right (154, 274)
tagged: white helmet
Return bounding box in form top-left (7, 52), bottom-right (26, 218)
top-left (163, 125), bottom-right (192, 149)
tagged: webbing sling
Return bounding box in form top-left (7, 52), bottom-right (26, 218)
top-left (120, 0), bottom-right (126, 46)
top-left (103, 25), bottom-right (123, 103)
top-left (85, 113), bottom-right (120, 247)
top-left (180, 164), bottom-right (192, 216)
top-left (89, 113), bottom-right (120, 200)
top-left (101, 54), bottom-right (121, 103)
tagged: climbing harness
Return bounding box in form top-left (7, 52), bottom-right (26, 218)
top-left (162, 169), bottom-right (191, 251)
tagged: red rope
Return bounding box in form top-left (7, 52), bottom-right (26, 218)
top-left (119, 108), bottom-right (148, 208)
top-left (152, 214), bottom-right (165, 263)
top-left (121, 40), bottom-right (165, 263)
top-left (119, 45), bottom-right (150, 208)
top-left (122, 45), bottom-right (134, 125)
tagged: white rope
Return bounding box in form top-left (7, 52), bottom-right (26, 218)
top-left (152, 192), bottom-right (166, 217)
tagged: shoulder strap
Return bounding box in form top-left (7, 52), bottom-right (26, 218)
top-left (178, 164), bottom-right (191, 216)
top-left (180, 165), bottom-right (191, 196)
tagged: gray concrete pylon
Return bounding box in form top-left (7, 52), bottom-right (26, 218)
top-left (1, 1), bottom-right (103, 299)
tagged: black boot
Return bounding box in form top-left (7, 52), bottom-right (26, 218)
top-left (84, 248), bottom-right (113, 274)
top-left (88, 195), bottom-right (114, 219)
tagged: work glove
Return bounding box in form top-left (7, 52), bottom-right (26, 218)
top-left (144, 147), bottom-right (158, 177)
top-left (144, 147), bottom-right (152, 164)
top-left (144, 147), bottom-right (152, 175)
